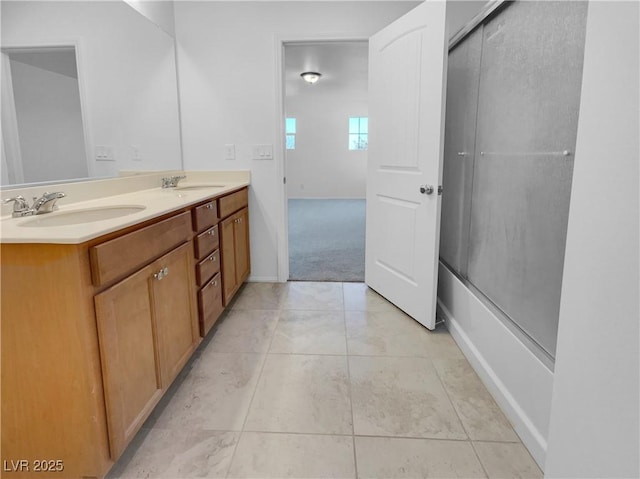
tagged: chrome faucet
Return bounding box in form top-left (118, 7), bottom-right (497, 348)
top-left (3, 191), bottom-right (66, 217)
top-left (32, 192), bottom-right (66, 214)
top-left (161, 175), bottom-right (186, 189)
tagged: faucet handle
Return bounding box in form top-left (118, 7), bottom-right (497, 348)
top-left (4, 195), bottom-right (29, 210)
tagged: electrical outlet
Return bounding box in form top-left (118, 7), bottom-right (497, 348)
top-left (225, 144), bottom-right (235, 160)
top-left (131, 145), bottom-right (142, 161)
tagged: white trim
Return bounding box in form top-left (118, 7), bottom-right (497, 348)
top-left (247, 275), bottom-right (279, 283)
top-left (437, 263), bottom-right (553, 470)
top-left (273, 32), bottom-right (372, 283)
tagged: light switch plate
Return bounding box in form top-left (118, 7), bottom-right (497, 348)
top-left (95, 145), bottom-right (115, 161)
top-left (252, 144), bottom-right (273, 160)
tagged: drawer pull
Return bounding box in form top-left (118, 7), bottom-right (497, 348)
top-left (206, 203), bottom-right (214, 209)
top-left (210, 279), bottom-right (218, 287)
top-left (209, 254), bottom-right (216, 262)
top-left (208, 229), bottom-right (216, 236)
top-left (154, 267), bottom-right (169, 280)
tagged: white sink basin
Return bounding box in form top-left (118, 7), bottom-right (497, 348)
top-left (19, 205), bottom-right (146, 227)
top-left (173, 184), bottom-right (226, 191)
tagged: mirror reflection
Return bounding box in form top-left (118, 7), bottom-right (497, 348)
top-left (2, 47), bottom-right (87, 185)
top-left (0, 1), bottom-right (182, 187)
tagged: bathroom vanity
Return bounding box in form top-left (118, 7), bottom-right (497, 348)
top-left (0, 172), bottom-right (250, 478)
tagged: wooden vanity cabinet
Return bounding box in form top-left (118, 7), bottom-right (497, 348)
top-left (220, 205), bottom-right (250, 305)
top-left (0, 186), bottom-right (250, 478)
top-left (191, 199), bottom-right (223, 337)
top-left (94, 241), bottom-right (198, 459)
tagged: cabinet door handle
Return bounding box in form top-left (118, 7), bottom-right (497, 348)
top-left (210, 279), bottom-right (217, 287)
top-left (206, 203), bottom-right (214, 209)
top-left (208, 229), bottom-right (216, 236)
top-left (209, 254), bottom-right (216, 262)
top-left (153, 267), bottom-right (169, 280)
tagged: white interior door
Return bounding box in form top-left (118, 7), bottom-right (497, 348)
top-left (365, 0), bottom-right (448, 330)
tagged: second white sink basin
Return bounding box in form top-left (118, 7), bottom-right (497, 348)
top-left (19, 205), bottom-right (146, 227)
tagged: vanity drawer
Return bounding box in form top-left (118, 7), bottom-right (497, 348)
top-left (193, 200), bottom-right (218, 232)
top-left (196, 249), bottom-right (220, 287)
top-left (194, 225), bottom-right (219, 260)
top-left (90, 211), bottom-right (191, 287)
top-left (198, 273), bottom-right (223, 337)
top-left (219, 188), bottom-right (248, 219)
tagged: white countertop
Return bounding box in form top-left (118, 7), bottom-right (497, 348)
top-left (0, 171), bottom-right (250, 244)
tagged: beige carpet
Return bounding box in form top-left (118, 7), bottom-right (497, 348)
top-left (288, 199), bottom-right (365, 282)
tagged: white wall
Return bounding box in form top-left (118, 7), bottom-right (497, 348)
top-left (1, 1), bottom-right (182, 180)
top-left (10, 58), bottom-right (87, 183)
top-left (286, 43), bottom-right (368, 199)
top-left (544, 2), bottom-right (640, 477)
top-left (174, 1), bottom-right (419, 280)
top-left (123, 0), bottom-right (176, 37)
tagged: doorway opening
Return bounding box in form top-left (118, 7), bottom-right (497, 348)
top-left (283, 41), bottom-right (368, 282)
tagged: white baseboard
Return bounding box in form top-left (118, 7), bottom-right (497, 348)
top-left (247, 275), bottom-right (280, 283)
top-left (437, 263), bottom-right (553, 470)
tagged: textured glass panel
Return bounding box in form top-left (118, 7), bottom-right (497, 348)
top-left (285, 117), bottom-right (296, 134)
top-left (466, 1), bottom-right (588, 357)
top-left (439, 27), bottom-right (483, 275)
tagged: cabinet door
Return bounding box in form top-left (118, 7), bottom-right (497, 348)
top-left (151, 242), bottom-right (199, 387)
top-left (95, 264), bottom-right (162, 459)
top-left (234, 207), bottom-right (250, 284)
top-left (221, 215), bottom-right (237, 305)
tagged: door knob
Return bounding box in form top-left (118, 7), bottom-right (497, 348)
top-left (420, 185), bottom-right (434, 195)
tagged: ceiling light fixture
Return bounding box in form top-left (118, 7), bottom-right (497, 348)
top-left (300, 71), bottom-right (322, 84)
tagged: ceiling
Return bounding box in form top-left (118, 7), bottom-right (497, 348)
top-left (284, 42), bottom-right (368, 97)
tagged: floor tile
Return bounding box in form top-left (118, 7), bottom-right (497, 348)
top-left (148, 353), bottom-right (264, 432)
top-left (230, 282), bottom-right (287, 310)
top-left (349, 356), bottom-right (466, 439)
top-left (245, 354), bottom-right (353, 434)
top-left (433, 359), bottom-right (519, 442)
top-left (227, 432), bottom-right (356, 479)
top-left (343, 283), bottom-right (399, 312)
top-left (270, 310), bottom-right (347, 355)
top-left (282, 281), bottom-right (344, 310)
top-left (207, 310), bottom-right (279, 353)
top-left (355, 436), bottom-right (486, 478)
top-left (473, 441), bottom-right (543, 478)
top-left (107, 428), bottom-right (239, 479)
top-left (346, 310), bottom-right (464, 359)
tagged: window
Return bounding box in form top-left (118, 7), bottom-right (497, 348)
top-left (348, 117), bottom-right (368, 150)
top-left (285, 117), bottom-right (296, 150)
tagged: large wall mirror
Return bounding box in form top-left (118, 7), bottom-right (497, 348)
top-left (0, 1), bottom-right (182, 187)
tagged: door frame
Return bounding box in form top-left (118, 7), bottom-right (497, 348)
top-left (273, 33), bottom-right (371, 282)
top-left (0, 40), bottom-right (95, 181)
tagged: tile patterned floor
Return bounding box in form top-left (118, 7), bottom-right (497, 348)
top-left (108, 282), bottom-right (543, 479)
